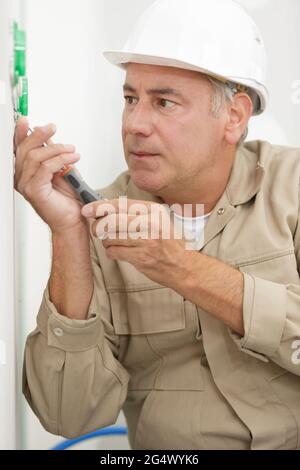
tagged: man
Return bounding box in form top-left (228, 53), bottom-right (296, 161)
top-left (16, 0), bottom-right (300, 450)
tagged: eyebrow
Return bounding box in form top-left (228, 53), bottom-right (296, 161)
top-left (123, 83), bottom-right (184, 99)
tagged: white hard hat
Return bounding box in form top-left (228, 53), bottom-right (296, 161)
top-left (103, 0), bottom-right (269, 115)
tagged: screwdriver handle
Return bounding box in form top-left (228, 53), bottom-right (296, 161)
top-left (25, 127), bottom-right (104, 204)
top-left (60, 167), bottom-right (105, 204)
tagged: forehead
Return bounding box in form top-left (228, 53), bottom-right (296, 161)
top-left (125, 63), bottom-right (210, 92)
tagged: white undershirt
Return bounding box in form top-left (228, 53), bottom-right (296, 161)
top-left (173, 210), bottom-right (213, 250)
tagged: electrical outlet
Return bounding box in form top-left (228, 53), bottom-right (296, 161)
top-left (11, 20), bottom-right (28, 119)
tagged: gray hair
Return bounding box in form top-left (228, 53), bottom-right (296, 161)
top-left (206, 76), bottom-right (258, 145)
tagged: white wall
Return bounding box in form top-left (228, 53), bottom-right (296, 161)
top-left (0, 0), bottom-right (16, 451)
top-left (3, 0), bottom-right (299, 450)
top-left (238, 0), bottom-right (300, 146)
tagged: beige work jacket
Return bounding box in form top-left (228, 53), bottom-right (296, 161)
top-left (23, 140), bottom-right (300, 449)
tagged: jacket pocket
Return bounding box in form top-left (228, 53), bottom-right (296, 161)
top-left (109, 287), bottom-right (204, 391)
top-left (109, 287), bottom-right (185, 335)
top-left (235, 251), bottom-right (300, 285)
top-left (230, 249), bottom-right (295, 269)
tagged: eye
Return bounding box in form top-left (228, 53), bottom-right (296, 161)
top-left (158, 98), bottom-right (176, 109)
top-left (124, 96), bottom-right (137, 105)
top-left (123, 96), bottom-right (177, 109)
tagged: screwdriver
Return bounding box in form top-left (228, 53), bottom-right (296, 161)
top-left (13, 79), bottom-right (104, 205)
top-left (29, 122), bottom-right (104, 204)
top-left (11, 21), bottom-right (104, 205)
top-left (20, 118), bottom-right (104, 204)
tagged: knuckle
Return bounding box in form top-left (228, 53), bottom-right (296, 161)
top-left (14, 145), bottom-right (20, 157)
top-left (27, 149), bottom-right (36, 161)
top-left (14, 173), bottom-right (20, 189)
top-left (22, 185), bottom-right (29, 197)
top-left (16, 182), bottom-right (24, 194)
top-left (57, 144), bottom-right (67, 153)
top-left (22, 158), bottom-right (29, 170)
top-left (40, 159), bottom-right (50, 169)
top-left (139, 253), bottom-right (148, 265)
top-left (147, 257), bottom-right (156, 268)
top-left (23, 186), bottom-right (33, 201)
top-left (52, 143), bottom-right (64, 152)
top-left (35, 127), bottom-right (46, 137)
top-left (15, 145), bottom-right (23, 160)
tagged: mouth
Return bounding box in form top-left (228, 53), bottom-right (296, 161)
top-left (131, 151), bottom-right (158, 159)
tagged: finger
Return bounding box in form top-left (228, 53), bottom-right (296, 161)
top-left (16, 123), bottom-right (57, 165)
top-left (91, 213), bottom-right (150, 238)
top-left (27, 143), bottom-right (76, 164)
top-left (81, 199), bottom-right (119, 219)
top-left (102, 237), bottom-right (143, 248)
top-left (14, 116), bottom-right (29, 154)
top-left (81, 197), bottom-right (153, 219)
top-left (40, 153), bottom-right (80, 175)
top-left (14, 143), bottom-right (76, 189)
top-left (17, 153), bottom-right (80, 195)
top-left (105, 245), bottom-right (140, 262)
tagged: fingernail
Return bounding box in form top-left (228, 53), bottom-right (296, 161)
top-left (64, 144), bottom-right (75, 151)
top-left (44, 123), bottom-right (56, 133)
top-left (17, 115), bottom-right (27, 124)
top-left (82, 205), bottom-right (94, 217)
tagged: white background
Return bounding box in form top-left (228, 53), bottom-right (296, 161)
top-left (0, 0), bottom-right (300, 450)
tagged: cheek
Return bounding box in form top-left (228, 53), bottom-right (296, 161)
top-left (122, 111), bottom-right (128, 140)
top-left (122, 125), bottom-right (129, 161)
top-left (168, 117), bottom-right (221, 171)
top-left (189, 114), bottom-right (224, 150)
top-left (121, 120), bottom-right (126, 142)
top-left (166, 121), bottom-right (204, 161)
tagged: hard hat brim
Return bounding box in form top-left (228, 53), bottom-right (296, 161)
top-left (103, 50), bottom-right (268, 115)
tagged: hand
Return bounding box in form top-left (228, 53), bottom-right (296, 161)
top-left (14, 116), bottom-right (88, 234)
top-left (81, 198), bottom-right (190, 287)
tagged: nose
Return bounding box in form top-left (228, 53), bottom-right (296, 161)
top-left (123, 100), bottom-right (154, 137)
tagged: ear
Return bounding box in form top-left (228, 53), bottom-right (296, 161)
top-left (224, 93), bottom-right (253, 145)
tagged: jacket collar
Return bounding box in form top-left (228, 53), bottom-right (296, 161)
top-left (226, 142), bottom-right (265, 207)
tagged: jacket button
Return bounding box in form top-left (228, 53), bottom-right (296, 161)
top-left (53, 327), bottom-right (64, 337)
top-left (217, 208), bottom-right (225, 215)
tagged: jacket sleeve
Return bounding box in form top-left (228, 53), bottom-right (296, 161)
top-left (229, 220), bottom-right (300, 376)
top-left (22, 234), bottom-right (130, 439)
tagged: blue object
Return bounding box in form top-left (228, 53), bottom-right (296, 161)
top-left (51, 425), bottom-right (128, 450)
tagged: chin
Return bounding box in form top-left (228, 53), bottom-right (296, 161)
top-left (130, 170), bottom-right (164, 194)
